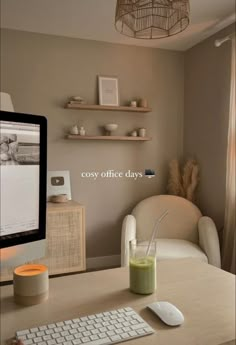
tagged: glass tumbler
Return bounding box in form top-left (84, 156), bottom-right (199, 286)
top-left (129, 240), bottom-right (156, 295)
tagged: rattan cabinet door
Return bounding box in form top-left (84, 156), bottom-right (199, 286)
top-left (44, 202), bottom-right (86, 275)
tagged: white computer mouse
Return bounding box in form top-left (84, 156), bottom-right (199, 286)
top-left (147, 301), bottom-right (184, 326)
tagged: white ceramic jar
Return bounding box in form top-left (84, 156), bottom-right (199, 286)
top-left (138, 128), bottom-right (146, 137)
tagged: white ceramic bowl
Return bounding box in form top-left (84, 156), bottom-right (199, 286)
top-left (104, 124), bottom-right (118, 132)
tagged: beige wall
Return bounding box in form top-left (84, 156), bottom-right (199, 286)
top-left (1, 29), bottom-right (184, 258)
top-left (184, 23), bottom-right (235, 232)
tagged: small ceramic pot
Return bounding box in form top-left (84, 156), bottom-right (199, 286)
top-left (139, 99), bottom-right (148, 108)
top-left (131, 131), bottom-right (138, 137)
top-left (130, 101), bottom-right (137, 107)
top-left (138, 128), bottom-right (146, 137)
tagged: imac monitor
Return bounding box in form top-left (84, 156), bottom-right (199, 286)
top-left (0, 111), bottom-right (47, 268)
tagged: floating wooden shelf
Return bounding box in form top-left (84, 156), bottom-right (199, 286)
top-left (65, 103), bottom-right (152, 113)
top-left (67, 135), bottom-right (151, 141)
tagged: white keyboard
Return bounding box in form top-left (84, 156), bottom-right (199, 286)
top-left (16, 307), bottom-right (154, 345)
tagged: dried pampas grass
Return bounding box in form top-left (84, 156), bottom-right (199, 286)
top-left (167, 160), bottom-right (184, 197)
top-left (167, 159), bottom-right (199, 203)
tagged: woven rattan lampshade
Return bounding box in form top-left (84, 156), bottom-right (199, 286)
top-left (115, 0), bottom-right (190, 39)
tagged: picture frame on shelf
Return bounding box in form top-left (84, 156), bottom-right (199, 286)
top-left (98, 76), bottom-right (119, 106)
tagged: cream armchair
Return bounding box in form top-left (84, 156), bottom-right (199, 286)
top-left (121, 195), bottom-right (221, 268)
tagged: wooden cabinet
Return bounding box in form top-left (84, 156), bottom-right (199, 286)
top-left (0, 201), bottom-right (86, 282)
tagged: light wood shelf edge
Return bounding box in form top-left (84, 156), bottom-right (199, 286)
top-left (66, 135), bottom-right (151, 141)
top-left (65, 103), bottom-right (152, 113)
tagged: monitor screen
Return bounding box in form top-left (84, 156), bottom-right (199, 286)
top-left (0, 111), bottom-right (47, 249)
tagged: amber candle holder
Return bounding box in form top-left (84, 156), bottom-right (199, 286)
top-left (13, 264), bottom-right (49, 306)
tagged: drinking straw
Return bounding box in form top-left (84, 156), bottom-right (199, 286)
top-left (146, 210), bottom-right (169, 256)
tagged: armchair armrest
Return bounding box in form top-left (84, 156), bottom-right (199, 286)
top-left (121, 215), bottom-right (136, 267)
top-left (198, 216), bottom-right (221, 268)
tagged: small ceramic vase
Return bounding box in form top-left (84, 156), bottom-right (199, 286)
top-left (79, 127), bottom-right (86, 136)
top-left (70, 125), bottom-right (79, 135)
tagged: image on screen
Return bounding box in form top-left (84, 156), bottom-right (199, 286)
top-left (0, 120), bottom-right (40, 241)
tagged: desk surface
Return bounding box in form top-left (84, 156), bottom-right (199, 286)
top-left (1, 259), bottom-right (235, 345)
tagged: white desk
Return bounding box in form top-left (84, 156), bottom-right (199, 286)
top-left (1, 259), bottom-right (235, 345)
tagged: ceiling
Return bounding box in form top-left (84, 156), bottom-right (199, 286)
top-left (1, 0), bottom-right (235, 51)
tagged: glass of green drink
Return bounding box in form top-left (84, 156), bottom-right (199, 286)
top-left (129, 240), bottom-right (156, 295)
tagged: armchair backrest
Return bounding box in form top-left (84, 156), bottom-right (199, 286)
top-left (132, 195), bottom-right (202, 244)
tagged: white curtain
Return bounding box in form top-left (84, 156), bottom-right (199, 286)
top-left (222, 38), bottom-right (236, 274)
